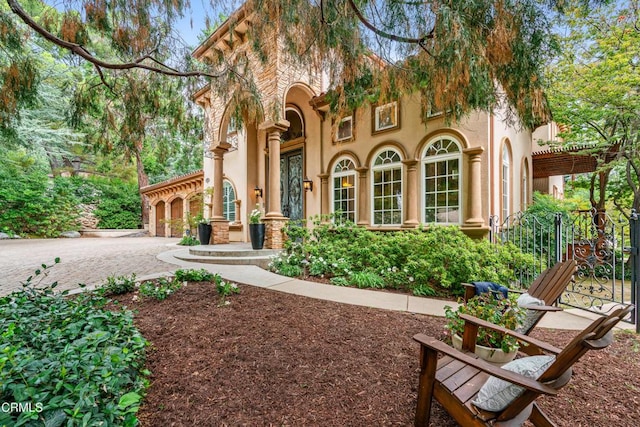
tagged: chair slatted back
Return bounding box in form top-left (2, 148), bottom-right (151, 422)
top-left (539, 305), bottom-right (631, 383)
top-left (527, 260), bottom-right (576, 304)
top-left (498, 305), bottom-right (633, 422)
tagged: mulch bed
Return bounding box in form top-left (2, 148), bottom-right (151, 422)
top-left (116, 282), bottom-right (640, 426)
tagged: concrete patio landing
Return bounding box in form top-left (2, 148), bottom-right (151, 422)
top-left (173, 243), bottom-right (281, 269)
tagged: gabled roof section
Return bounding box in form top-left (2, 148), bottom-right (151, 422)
top-left (192, 4), bottom-right (251, 61)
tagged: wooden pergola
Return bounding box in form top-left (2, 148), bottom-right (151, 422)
top-left (532, 145), bottom-right (617, 178)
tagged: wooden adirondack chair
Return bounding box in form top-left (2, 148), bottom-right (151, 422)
top-left (462, 260), bottom-right (578, 334)
top-left (413, 305), bottom-right (633, 427)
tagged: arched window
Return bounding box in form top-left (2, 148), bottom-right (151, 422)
top-left (422, 136), bottom-right (461, 224)
top-left (372, 149), bottom-right (403, 225)
top-left (281, 108), bottom-right (304, 142)
top-left (502, 143), bottom-right (512, 221)
top-left (222, 180), bottom-right (236, 222)
top-left (331, 158), bottom-right (357, 223)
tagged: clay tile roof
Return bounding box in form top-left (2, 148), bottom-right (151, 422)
top-left (140, 170), bottom-right (204, 194)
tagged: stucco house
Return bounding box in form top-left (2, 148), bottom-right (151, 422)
top-left (142, 5), bottom-right (541, 248)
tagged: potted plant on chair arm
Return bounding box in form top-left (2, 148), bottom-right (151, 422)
top-left (445, 293), bottom-right (525, 365)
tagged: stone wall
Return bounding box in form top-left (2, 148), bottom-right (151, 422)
top-left (78, 204), bottom-right (99, 229)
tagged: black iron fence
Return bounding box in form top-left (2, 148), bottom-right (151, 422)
top-left (490, 208), bottom-right (639, 332)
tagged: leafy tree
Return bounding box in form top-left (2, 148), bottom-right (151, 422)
top-left (546, 0), bottom-right (640, 218)
top-left (2, 0), bottom-right (610, 130)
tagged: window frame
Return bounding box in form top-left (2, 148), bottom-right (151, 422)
top-left (371, 148), bottom-right (403, 226)
top-left (372, 101), bottom-right (400, 134)
top-left (222, 180), bottom-right (236, 223)
top-left (331, 158), bottom-right (357, 223)
top-left (421, 136), bottom-right (463, 225)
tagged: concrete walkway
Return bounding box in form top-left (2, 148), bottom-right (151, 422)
top-left (156, 247), bottom-right (635, 331)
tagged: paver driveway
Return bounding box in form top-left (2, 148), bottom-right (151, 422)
top-left (0, 237), bottom-right (180, 296)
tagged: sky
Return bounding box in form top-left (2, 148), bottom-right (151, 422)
top-left (174, 2), bottom-right (209, 47)
top-left (174, 1), bottom-right (234, 47)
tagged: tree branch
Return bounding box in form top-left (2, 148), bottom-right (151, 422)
top-left (346, 0), bottom-right (434, 55)
top-left (6, 0), bottom-right (225, 79)
top-left (624, 153), bottom-right (639, 195)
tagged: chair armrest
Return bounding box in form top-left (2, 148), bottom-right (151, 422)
top-left (462, 283), bottom-right (476, 302)
top-left (459, 314), bottom-right (562, 355)
top-left (413, 334), bottom-right (558, 396)
top-left (521, 304), bottom-right (563, 312)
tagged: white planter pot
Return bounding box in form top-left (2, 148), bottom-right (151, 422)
top-left (452, 334), bottom-right (518, 366)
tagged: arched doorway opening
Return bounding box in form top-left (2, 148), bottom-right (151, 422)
top-left (280, 107), bottom-right (305, 221)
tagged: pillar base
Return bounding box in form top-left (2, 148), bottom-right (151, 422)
top-left (460, 225), bottom-right (490, 240)
top-left (401, 220), bottom-right (420, 229)
top-left (264, 217), bottom-right (288, 249)
top-left (211, 219), bottom-right (230, 244)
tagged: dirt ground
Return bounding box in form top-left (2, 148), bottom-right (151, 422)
top-left (116, 282), bottom-right (640, 426)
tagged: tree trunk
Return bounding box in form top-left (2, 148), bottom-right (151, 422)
top-left (134, 145), bottom-right (149, 228)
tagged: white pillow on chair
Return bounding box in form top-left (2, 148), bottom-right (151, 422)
top-left (473, 355), bottom-right (555, 412)
top-left (516, 293), bottom-right (545, 334)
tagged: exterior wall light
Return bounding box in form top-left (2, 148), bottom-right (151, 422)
top-left (303, 176), bottom-right (313, 192)
top-left (254, 186), bottom-right (263, 199)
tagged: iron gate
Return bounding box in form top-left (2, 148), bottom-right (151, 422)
top-left (490, 208), bottom-right (639, 332)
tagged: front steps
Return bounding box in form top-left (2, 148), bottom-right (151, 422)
top-left (173, 243), bottom-right (282, 269)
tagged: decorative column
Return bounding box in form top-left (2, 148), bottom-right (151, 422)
top-left (234, 200), bottom-right (242, 224)
top-left (461, 146), bottom-right (489, 239)
top-left (319, 173), bottom-right (330, 221)
top-left (164, 200), bottom-right (171, 237)
top-left (210, 142), bottom-right (232, 244)
top-left (355, 167), bottom-right (369, 226)
top-left (402, 159), bottom-right (419, 229)
top-left (259, 120), bottom-right (290, 249)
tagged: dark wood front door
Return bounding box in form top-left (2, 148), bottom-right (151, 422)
top-left (170, 198), bottom-right (183, 237)
top-left (280, 150), bottom-right (303, 221)
top-left (156, 201), bottom-right (165, 237)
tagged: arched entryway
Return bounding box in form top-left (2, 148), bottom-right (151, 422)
top-left (170, 198), bottom-right (183, 237)
top-left (155, 201), bottom-right (166, 237)
top-left (280, 107), bottom-right (305, 221)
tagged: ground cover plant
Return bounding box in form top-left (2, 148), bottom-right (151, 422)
top-left (97, 274), bottom-right (137, 297)
top-left (269, 218), bottom-right (536, 297)
top-left (0, 261), bottom-right (148, 426)
top-left (0, 265), bottom-right (241, 426)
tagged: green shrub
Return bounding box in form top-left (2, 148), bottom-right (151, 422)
top-left (174, 268), bottom-right (215, 282)
top-left (268, 221), bottom-right (536, 297)
top-left (213, 274), bottom-right (240, 306)
top-left (69, 176), bottom-right (141, 229)
top-left (0, 154), bottom-right (80, 237)
top-left (349, 271), bottom-right (385, 289)
top-left (329, 276), bottom-right (350, 286)
top-left (178, 235), bottom-right (199, 246)
top-left (0, 261), bottom-right (148, 426)
top-left (445, 293), bottom-right (525, 353)
top-left (412, 283), bottom-right (436, 297)
top-left (138, 277), bottom-right (182, 300)
top-left (98, 273), bottom-right (137, 296)
top-left (274, 263), bottom-right (303, 277)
